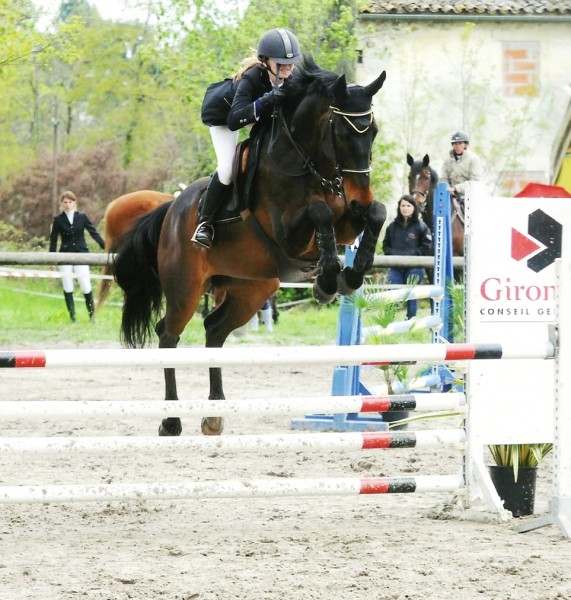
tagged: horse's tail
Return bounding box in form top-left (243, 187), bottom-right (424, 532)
top-left (113, 201), bottom-right (173, 348)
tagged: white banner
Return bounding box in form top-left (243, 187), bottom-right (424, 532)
top-left (465, 183), bottom-right (567, 444)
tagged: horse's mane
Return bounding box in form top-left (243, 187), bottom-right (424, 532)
top-left (285, 54), bottom-right (339, 100)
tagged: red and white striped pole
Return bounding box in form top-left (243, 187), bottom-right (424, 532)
top-left (0, 342), bottom-right (555, 369)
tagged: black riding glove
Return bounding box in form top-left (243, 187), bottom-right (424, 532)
top-left (259, 88), bottom-right (285, 108)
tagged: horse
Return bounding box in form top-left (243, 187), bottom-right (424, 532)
top-left (406, 153), bottom-right (464, 257)
top-left (114, 57), bottom-right (387, 437)
top-left (94, 190), bottom-right (174, 317)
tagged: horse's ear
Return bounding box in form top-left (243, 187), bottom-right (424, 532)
top-left (333, 74), bottom-right (348, 101)
top-left (422, 154), bottom-right (430, 167)
top-left (364, 71), bottom-right (386, 97)
top-left (407, 153), bottom-right (414, 166)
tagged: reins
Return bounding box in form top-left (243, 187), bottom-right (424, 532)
top-left (267, 106), bottom-right (344, 197)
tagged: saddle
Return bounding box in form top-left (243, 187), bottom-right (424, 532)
top-left (205, 122), bottom-right (320, 282)
top-left (452, 195), bottom-right (466, 225)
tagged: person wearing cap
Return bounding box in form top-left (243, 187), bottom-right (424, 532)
top-left (382, 194), bottom-right (433, 320)
top-left (191, 28), bottom-right (301, 249)
top-left (441, 131), bottom-right (483, 201)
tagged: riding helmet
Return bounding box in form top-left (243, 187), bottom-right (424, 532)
top-left (257, 28), bottom-right (301, 64)
top-left (450, 131), bottom-right (470, 143)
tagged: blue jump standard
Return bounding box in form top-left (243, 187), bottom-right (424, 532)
top-left (291, 183), bottom-right (457, 432)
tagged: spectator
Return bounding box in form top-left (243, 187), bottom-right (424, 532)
top-left (382, 194), bottom-right (433, 319)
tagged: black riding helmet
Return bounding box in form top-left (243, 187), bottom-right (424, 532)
top-left (257, 28), bottom-right (301, 64)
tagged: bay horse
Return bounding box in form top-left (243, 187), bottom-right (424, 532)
top-left (95, 190), bottom-right (173, 316)
top-left (114, 57), bottom-right (387, 437)
top-left (407, 153), bottom-right (464, 257)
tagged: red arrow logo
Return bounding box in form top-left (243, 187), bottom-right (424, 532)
top-left (511, 227), bottom-right (541, 261)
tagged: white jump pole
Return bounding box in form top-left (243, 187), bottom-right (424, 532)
top-left (0, 342), bottom-right (555, 369)
top-left (0, 393), bottom-right (466, 421)
top-left (0, 429), bottom-right (466, 455)
top-left (366, 285), bottom-right (444, 303)
top-left (0, 474), bottom-right (465, 504)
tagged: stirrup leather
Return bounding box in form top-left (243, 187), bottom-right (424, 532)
top-left (191, 222), bottom-right (215, 249)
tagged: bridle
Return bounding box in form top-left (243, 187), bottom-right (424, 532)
top-left (331, 106), bottom-right (375, 175)
top-left (265, 92), bottom-right (377, 199)
top-left (410, 166), bottom-right (433, 213)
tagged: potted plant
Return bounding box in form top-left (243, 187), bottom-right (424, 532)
top-left (487, 443), bottom-right (553, 517)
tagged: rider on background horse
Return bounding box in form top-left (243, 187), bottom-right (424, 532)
top-left (440, 131), bottom-right (483, 210)
top-left (191, 28), bottom-right (302, 249)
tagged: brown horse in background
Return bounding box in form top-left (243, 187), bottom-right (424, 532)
top-left (94, 190), bottom-right (173, 316)
top-left (407, 153), bottom-right (464, 257)
top-left (114, 58), bottom-right (387, 437)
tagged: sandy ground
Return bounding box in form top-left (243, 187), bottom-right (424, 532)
top-left (1, 339), bottom-right (570, 600)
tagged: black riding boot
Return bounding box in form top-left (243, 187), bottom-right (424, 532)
top-left (191, 173), bottom-right (232, 249)
top-left (64, 291), bottom-right (76, 323)
top-left (84, 291), bottom-right (95, 322)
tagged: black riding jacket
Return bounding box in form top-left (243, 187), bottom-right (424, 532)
top-left (200, 65), bottom-right (276, 132)
top-left (382, 213), bottom-right (433, 257)
top-left (49, 211), bottom-right (105, 253)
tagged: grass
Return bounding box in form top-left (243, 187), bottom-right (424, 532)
top-left (0, 277), bottom-right (342, 347)
top-left (0, 275), bottom-right (434, 350)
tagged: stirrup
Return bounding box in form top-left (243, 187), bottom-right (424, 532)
top-left (191, 222), bottom-right (215, 249)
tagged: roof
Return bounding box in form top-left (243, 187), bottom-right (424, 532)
top-left (359, 1), bottom-right (571, 16)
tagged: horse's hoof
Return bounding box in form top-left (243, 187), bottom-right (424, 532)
top-left (201, 417), bottom-right (224, 436)
top-left (336, 268), bottom-right (363, 296)
top-left (158, 418), bottom-right (182, 436)
top-left (312, 278), bottom-right (337, 305)
top-left (312, 284), bottom-right (336, 305)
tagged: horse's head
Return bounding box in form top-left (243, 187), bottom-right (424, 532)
top-left (279, 59), bottom-right (386, 205)
top-left (330, 71), bottom-right (386, 205)
top-left (285, 56), bottom-right (344, 143)
top-left (407, 153), bottom-right (438, 215)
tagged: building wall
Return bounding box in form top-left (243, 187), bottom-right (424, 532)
top-left (356, 18), bottom-right (571, 204)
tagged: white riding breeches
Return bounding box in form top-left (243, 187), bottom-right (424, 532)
top-left (58, 264), bottom-right (92, 294)
top-left (209, 125), bottom-right (239, 185)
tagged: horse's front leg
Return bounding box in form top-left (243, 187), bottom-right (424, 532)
top-left (156, 317), bottom-right (183, 437)
top-left (338, 200), bottom-right (387, 295)
top-left (308, 201), bottom-right (342, 305)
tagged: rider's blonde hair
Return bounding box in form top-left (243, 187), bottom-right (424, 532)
top-left (232, 53), bottom-right (266, 82)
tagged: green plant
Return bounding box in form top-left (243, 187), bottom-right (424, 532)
top-left (352, 279), bottom-right (431, 394)
top-left (488, 443), bottom-right (553, 481)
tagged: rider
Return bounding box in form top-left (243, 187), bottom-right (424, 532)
top-left (191, 28), bottom-right (302, 250)
top-left (440, 131), bottom-right (483, 206)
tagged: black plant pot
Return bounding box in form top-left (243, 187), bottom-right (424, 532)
top-left (488, 465), bottom-right (538, 517)
top-left (381, 410), bottom-right (409, 430)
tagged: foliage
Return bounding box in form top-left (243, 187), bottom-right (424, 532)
top-left (0, 145), bottom-right (172, 240)
top-left (0, 0), bottom-right (384, 239)
top-left (351, 280), bottom-right (431, 393)
top-left (488, 443), bottom-right (553, 481)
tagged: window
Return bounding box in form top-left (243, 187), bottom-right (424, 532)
top-left (498, 170), bottom-right (545, 196)
top-left (503, 42), bottom-right (539, 97)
